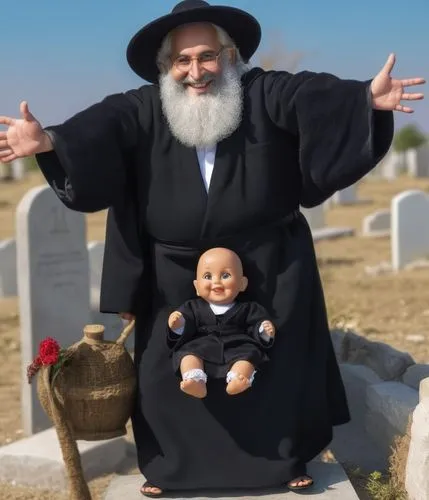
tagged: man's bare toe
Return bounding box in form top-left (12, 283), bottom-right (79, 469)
top-left (140, 481), bottom-right (163, 497)
top-left (287, 475), bottom-right (314, 489)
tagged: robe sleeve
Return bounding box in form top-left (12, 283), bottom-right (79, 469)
top-left (262, 70), bottom-right (394, 207)
top-left (35, 90), bottom-right (143, 213)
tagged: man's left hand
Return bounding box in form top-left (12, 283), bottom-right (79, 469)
top-left (371, 53), bottom-right (425, 113)
top-left (120, 312), bottom-right (135, 321)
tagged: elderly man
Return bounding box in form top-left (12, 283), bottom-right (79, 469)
top-left (0, 0), bottom-right (425, 497)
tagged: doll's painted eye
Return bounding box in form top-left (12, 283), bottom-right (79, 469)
top-left (221, 272), bottom-right (231, 279)
top-left (203, 272), bottom-right (212, 280)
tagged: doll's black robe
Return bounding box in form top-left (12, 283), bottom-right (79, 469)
top-left (168, 298), bottom-right (274, 377)
top-left (36, 67), bottom-right (393, 490)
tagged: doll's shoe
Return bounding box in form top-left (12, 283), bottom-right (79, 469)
top-left (226, 373), bottom-right (251, 395)
top-left (286, 475), bottom-right (314, 490)
top-left (180, 379), bottom-right (207, 398)
top-left (140, 481), bottom-right (163, 497)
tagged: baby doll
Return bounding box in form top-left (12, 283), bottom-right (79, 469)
top-left (167, 247), bottom-right (276, 398)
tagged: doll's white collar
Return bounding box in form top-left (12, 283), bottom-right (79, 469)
top-left (208, 302), bottom-right (235, 315)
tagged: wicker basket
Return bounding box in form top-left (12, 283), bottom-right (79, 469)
top-left (37, 321), bottom-right (136, 441)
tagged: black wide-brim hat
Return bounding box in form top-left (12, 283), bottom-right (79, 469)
top-left (126, 0), bottom-right (261, 83)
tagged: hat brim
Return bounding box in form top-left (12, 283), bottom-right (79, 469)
top-left (126, 5), bottom-right (261, 83)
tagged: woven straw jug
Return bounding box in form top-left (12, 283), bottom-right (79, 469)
top-left (36, 320), bottom-right (136, 500)
top-left (37, 321), bottom-right (136, 441)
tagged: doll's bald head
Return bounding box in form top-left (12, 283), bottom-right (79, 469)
top-left (194, 247), bottom-right (248, 305)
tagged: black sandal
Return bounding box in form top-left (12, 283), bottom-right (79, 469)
top-left (286, 474), bottom-right (314, 490)
top-left (140, 481), bottom-right (163, 498)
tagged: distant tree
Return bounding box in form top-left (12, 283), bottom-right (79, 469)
top-left (393, 124), bottom-right (428, 153)
top-left (24, 155), bottom-right (39, 171)
top-left (256, 31), bottom-right (306, 73)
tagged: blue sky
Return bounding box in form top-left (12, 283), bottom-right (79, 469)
top-left (1, 0), bottom-right (428, 133)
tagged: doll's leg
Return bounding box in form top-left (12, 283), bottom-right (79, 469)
top-left (180, 354), bottom-right (207, 398)
top-left (226, 360), bottom-right (256, 395)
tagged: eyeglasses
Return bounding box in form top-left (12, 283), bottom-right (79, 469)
top-left (171, 47), bottom-right (231, 73)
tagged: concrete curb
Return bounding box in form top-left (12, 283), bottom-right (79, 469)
top-left (0, 427), bottom-right (128, 490)
top-left (104, 461), bottom-right (359, 499)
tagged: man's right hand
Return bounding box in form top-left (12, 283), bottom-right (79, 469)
top-left (0, 101), bottom-right (53, 163)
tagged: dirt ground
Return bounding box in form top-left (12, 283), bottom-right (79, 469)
top-left (1, 170), bottom-right (429, 499)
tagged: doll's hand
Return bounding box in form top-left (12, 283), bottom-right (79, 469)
top-left (168, 311), bottom-right (185, 330)
top-left (261, 320), bottom-right (275, 337)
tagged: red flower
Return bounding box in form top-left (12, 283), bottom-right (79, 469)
top-left (39, 337), bottom-right (61, 365)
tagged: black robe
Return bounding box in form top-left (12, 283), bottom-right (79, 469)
top-left (168, 298), bottom-right (274, 377)
top-left (36, 67), bottom-right (393, 490)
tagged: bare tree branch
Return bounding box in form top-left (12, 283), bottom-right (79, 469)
top-left (256, 31), bottom-right (307, 72)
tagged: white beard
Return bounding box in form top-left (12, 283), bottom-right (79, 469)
top-left (159, 63), bottom-right (243, 148)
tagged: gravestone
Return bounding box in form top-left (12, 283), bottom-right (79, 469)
top-left (87, 241), bottom-right (124, 341)
top-left (16, 185), bottom-right (91, 435)
top-left (405, 378), bottom-right (429, 500)
top-left (87, 241), bottom-right (105, 290)
top-left (407, 145), bottom-right (429, 178)
top-left (0, 239), bottom-right (17, 297)
top-left (300, 205), bottom-right (325, 231)
top-left (362, 209), bottom-right (391, 237)
top-left (391, 190), bottom-right (429, 271)
top-left (301, 205), bottom-right (354, 242)
top-left (332, 185), bottom-right (357, 205)
top-left (380, 151), bottom-right (405, 180)
top-left (11, 158), bottom-right (27, 180)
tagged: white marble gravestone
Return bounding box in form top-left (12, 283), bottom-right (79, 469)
top-left (407, 145), bottom-right (429, 178)
top-left (16, 185), bottom-right (91, 435)
top-left (87, 241), bottom-right (124, 341)
top-left (381, 151), bottom-right (405, 180)
top-left (391, 190), bottom-right (429, 271)
top-left (11, 158), bottom-right (27, 180)
top-left (362, 209), bottom-right (391, 237)
top-left (87, 241), bottom-right (105, 290)
top-left (332, 185), bottom-right (357, 205)
top-left (300, 205), bottom-right (325, 231)
top-left (405, 378), bottom-right (429, 500)
top-left (0, 239), bottom-right (17, 297)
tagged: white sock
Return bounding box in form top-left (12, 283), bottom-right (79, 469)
top-left (226, 370), bottom-right (256, 385)
top-left (182, 368), bottom-right (207, 383)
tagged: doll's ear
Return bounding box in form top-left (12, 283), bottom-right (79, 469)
top-left (240, 276), bottom-right (248, 292)
top-left (193, 280), bottom-right (199, 295)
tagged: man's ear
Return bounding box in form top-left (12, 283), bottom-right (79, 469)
top-left (193, 280), bottom-right (199, 295)
top-left (240, 276), bottom-right (248, 292)
top-left (227, 47), bottom-right (237, 65)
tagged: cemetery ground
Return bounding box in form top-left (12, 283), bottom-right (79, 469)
top-left (1, 171), bottom-right (429, 499)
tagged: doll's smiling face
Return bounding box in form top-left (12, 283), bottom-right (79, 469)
top-left (193, 247), bottom-right (248, 305)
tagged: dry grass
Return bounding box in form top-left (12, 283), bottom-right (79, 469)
top-left (348, 423), bottom-right (411, 499)
top-left (387, 419), bottom-right (412, 498)
top-left (319, 175), bottom-right (429, 363)
top-left (1, 170), bottom-right (429, 498)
